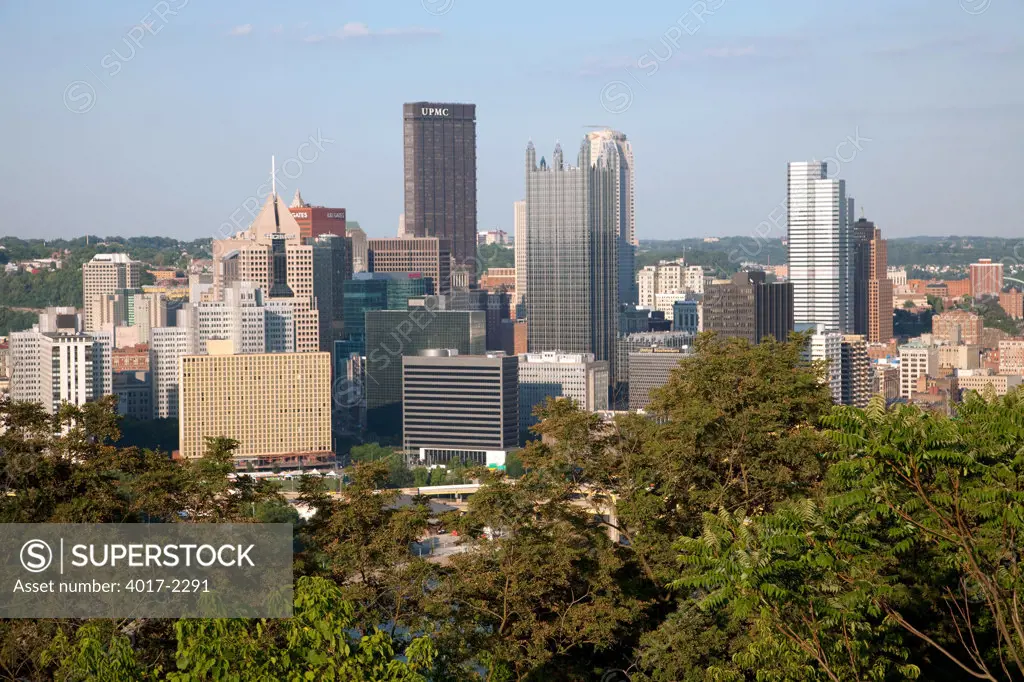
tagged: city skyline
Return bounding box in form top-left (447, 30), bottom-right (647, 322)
top-left (1, 1), bottom-right (1022, 241)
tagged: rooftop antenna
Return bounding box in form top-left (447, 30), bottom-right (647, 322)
top-left (271, 155), bottom-right (281, 231)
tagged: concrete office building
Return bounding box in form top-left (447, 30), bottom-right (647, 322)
top-left (637, 262), bottom-right (704, 308)
top-left (840, 335), bottom-right (871, 407)
top-left (402, 350), bottom-right (518, 467)
top-left (178, 350), bottom-right (332, 464)
top-left (627, 348), bottom-right (686, 411)
top-left (999, 340), bottom-right (1024, 375)
top-left (150, 326), bottom-right (200, 419)
top-left (970, 259), bottom-right (1004, 299)
top-left (347, 223), bottom-right (369, 273)
top-left (899, 342), bottom-right (938, 400)
top-left (403, 103), bottom-right (477, 279)
top-left (614, 331), bottom-right (694, 407)
top-left (524, 140), bottom-right (619, 382)
top-left (312, 234), bottom-right (353, 353)
top-left (212, 191), bottom-right (316, 307)
top-left (83, 253), bottom-right (141, 332)
top-left (183, 282), bottom-right (316, 355)
top-left (9, 329), bottom-right (109, 413)
top-left (365, 309), bottom-right (486, 435)
top-left (956, 370), bottom-right (1022, 398)
top-left (518, 351), bottom-right (609, 438)
top-left (933, 310), bottom-right (984, 347)
top-left (852, 218), bottom-right (894, 343)
top-left (788, 161), bottom-right (852, 332)
top-left (37, 307), bottom-right (83, 334)
top-left (938, 344), bottom-right (981, 372)
top-left (367, 237), bottom-right (451, 295)
top-left (804, 325), bottom-right (843, 403)
top-left (704, 271), bottom-right (793, 344)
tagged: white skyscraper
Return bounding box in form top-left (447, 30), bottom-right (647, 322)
top-left (787, 161), bottom-right (852, 332)
top-left (151, 326), bottom-right (200, 419)
top-left (803, 324), bottom-right (842, 403)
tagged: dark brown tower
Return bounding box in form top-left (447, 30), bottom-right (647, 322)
top-left (403, 102), bottom-right (477, 285)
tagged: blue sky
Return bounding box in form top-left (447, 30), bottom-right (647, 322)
top-left (0, 0), bottom-right (1021, 241)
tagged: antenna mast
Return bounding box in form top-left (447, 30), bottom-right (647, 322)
top-left (271, 155), bottom-right (277, 199)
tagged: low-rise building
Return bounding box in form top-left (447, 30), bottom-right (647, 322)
top-left (518, 351), bottom-right (609, 439)
top-left (955, 369), bottom-right (1022, 398)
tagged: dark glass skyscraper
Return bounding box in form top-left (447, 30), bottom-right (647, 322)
top-left (403, 102), bottom-right (477, 279)
top-left (704, 271), bottom-right (794, 344)
top-left (312, 234), bottom-right (353, 353)
top-left (524, 139), bottom-right (619, 386)
top-left (365, 309), bottom-right (486, 437)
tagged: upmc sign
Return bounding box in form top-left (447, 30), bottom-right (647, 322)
top-left (421, 107), bottom-right (450, 117)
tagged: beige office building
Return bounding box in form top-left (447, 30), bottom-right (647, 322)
top-left (956, 370), bottom-right (1022, 398)
top-left (178, 351), bottom-right (332, 462)
top-left (211, 193), bottom-right (319, 352)
top-left (999, 340), bottom-right (1024, 376)
top-left (83, 254), bottom-right (141, 332)
top-left (938, 344), bottom-right (981, 371)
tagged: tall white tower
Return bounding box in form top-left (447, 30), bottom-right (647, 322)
top-left (787, 161), bottom-right (851, 332)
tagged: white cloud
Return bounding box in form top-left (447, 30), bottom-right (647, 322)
top-left (337, 22), bottom-right (370, 38)
top-left (312, 22), bottom-right (440, 41)
top-left (229, 24), bottom-right (253, 37)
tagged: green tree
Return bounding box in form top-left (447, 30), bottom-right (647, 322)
top-left (297, 463), bottom-right (435, 637)
top-left (672, 393), bottom-right (1024, 680)
top-left (434, 467), bottom-right (641, 680)
top-left (42, 578), bottom-right (435, 681)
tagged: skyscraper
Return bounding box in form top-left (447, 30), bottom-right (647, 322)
top-left (403, 102), bottom-right (477, 277)
top-left (840, 334), bottom-right (870, 407)
top-left (9, 329), bottom-right (106, 413)
top-left (970, 258), bottom-right (1004, 299)
top-left (82, 253), bottom-right (141, 332)
top-left (312, 234), bottom-right (353, 353)
top-left (513, 200), bottom-right (526, 313)
top-left (851, 218), bottom-right (894, 343)
top-left (586, 128), bottom-right (637, 305)
top-left (524, 139), bottom-right (619, 386)
top-left (703, 271), bottom-right (793, 344)
top-left (787, 161), bottom-right (852, 332)
top-left (367, 237), bottom-right (451, 295)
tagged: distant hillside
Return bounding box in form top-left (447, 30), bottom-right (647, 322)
top-left (639, 236), bottom-right (1024, 274)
